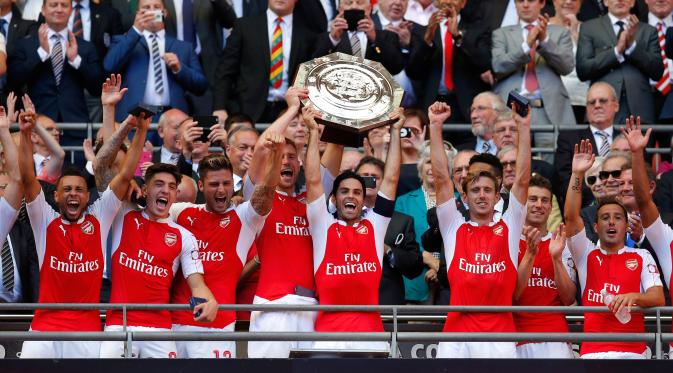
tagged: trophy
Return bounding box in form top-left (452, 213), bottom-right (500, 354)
top-left (293, 52), bottom-right (404, 147)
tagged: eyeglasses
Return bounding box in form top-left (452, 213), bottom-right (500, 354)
top-left (586, 175), bottom-right (598, 186)
top-left (598, 170), bottom-right (622, 180)
top-left (501, 160), bottom-right (516, 169)
top-left (587, 98), bottom-right (613, 106)
top-left (453, 166), bottom-right (469, 175)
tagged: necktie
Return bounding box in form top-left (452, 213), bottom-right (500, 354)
top-left (150, 33), bottom-right (164, 95)
top-left (169, 153), bottom-right (179, 164)
top-left (1, 238), bottom-right (14, 292)
top-left (481, 141), bottom-right (491, 154)
top-left (0, 19), bottom-right (7, 38)
top-left (181, 0), bottom-right (196, 47)
top-left (350, 32), bottom-right (361, 58)
top-left (616, 20), bottom-right (625, 40)
top-left (524, 24), bottom-right (539, 93)
top-left (270, 18), bottom-right (283, 89)
top-left (443, 21), bottom-right (454, 92)
top-left (50, 34), bottom-right (64, 86)
top-left (597, 131), bottom-right (610, 156)
top-left (72, 1), bottom-right (83, 37)
top-left (656, 22), bottom-right (671, 94)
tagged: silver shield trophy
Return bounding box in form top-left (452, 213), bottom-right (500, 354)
top-left (293, 52), bottom-right (404, 147)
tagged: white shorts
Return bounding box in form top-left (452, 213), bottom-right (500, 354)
top-left (311, 341), bottom-right (390, 353)
top-left (173, 323), bottom-right (236, 358)
top-left (516, 342), bottom-right (575, 359)
top-left (248, 294), bottom-right (317, 358)
top-left (581, 351), bottom-right (647, 359)
top-left (437, 342), bottom-right (517, 358)
top-left (21, 339), bottom-right (100, 358)
top-left (100, 325), bottom-right (177, 358)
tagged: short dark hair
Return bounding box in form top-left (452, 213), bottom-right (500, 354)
top-left (355, 156), bottom-right (385, 175)
top-left (595, 195), bottom-right (628, 222)
top-left (224, 112), bottom-right (255, 132)
top-left (331, 170), bottom-right (366, 197)
top-left (58, 167), bottom-right (87, 187)
top-left (145, 163), bottom-right (182, 185)
top-left (403, 108), bottom-right (429, 130)
top-left (198, 154), bottom-right (233, 180)
top-left (461, 170), bottom-right (499, 196)
top-left (529, 174), bottom-right (552, 195)
top-left (469, 153), bottom-right (503, 179)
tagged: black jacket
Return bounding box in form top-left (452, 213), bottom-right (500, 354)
top-left (379, 211), bottom-right (423, 305)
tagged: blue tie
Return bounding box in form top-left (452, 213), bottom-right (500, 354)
top-left (0, 19), bottom-right (7, 38)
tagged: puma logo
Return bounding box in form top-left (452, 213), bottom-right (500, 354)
top-left (186, 216), bottom-right (196, 226)
top-left (134, 218), bottom-right (143, 230)
top-left (59, 225), bottom-right (66, 236)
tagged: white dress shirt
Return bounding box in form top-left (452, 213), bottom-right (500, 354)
top-left (404, 0), bottom-right (436, 26)
top-left (319, 0), bottom-right (335, 23)
top-left (233, 173), bottom-right (243, 192)
top-left (1, 12), bottom-right (12, 39)
top-left (608, 13), bottom-right (637, 62)
top-left (33, 153), bottom-right (49, 176)
top-left (589, 124), bottom-right (614, 148)
top-left (67, 0), bottom-right (91, 41)
top-left (266, 9), bottom-right (293, 102)
top-left (160, 146), bottom-right (180, 165)
top-left (648, 12), bottom-right (673, 86)
top-left (19, 0), bottom-right (42, 21)
top-left (0, 237), bottom-right (21, 303)
top-left (140, 28), bottom-right (171, 106)
top-left (519, 20), bottom-right (546, 99)
top-left (475, 137), bottom-right (497, 155)
top-left (36, 28), bottom-right (82, 69)
top-left (501, 0), bottom-right (519, 28)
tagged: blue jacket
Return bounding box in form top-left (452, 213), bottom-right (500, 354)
top-left (395, 187), bottom-right (430, 302)
top-left (103, 28), bottom-right (208, 121)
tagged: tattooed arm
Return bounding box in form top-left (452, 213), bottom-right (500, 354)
top-left (94, 118), bottom-right (133, 192)
top-left (564, 140), bottom-right (595, 237)
top-left (249, 132), bottom-right (284, 216)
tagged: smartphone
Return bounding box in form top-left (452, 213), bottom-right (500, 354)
top-left (134, 150), bottom-right (152, 177)
top-left (344, 9), bottom-right (365, 31)
top-left (150, 9), bottom-right (163, 23)
top-left (189, 296), bottom-right (208, 318)
top-left (506, 90), bottom-right (530, 118)
top-left (128, 104), bottom-right (157, 118)
top-left (363, 176), bottom-right (376, 189)
top-left (400, 127), bottom-right (412, 139)
top-left (193, 115), bottom-right (218, 143)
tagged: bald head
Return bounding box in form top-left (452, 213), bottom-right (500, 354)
top-left (158, 109), bottom-right (188, 153)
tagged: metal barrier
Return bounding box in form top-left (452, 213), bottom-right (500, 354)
top-left (0, 303), bottom-right (671, 359)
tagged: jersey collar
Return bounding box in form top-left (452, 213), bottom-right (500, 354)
top-left (141, 209), bottom-right (170, 223)
top-left (60, 213), bottom-right (87, 225)
top-left (597, 240), bottom-right (628, 255)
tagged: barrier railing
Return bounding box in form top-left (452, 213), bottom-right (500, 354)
top-left (0, 304), bottom-right (671, 359)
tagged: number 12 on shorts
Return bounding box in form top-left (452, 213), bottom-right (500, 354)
top-left (212, 349), bottom-right (232, 358)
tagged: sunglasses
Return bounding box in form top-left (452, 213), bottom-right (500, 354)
top-left (586, 176), bottom-right (598, 186)
top-left (598, 170), bottom-right (622, 180)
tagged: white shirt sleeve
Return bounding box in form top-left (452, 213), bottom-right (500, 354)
top-left (26, 189), bottom-right (59, 267)
top-left (561, 246), bottom-right (578, 284)
top-left (643, 217), bottom-right (673, 288)
top-left (242, 175), bottom-right (255, 201)
top-left (567, 228), bottom-right (593, 274)
top-left (502, 193), bottom-right (527, 266)
top-left (87, 187), bottom-right (124, 253)
top-left (109, 202), bottom-right (137, 257)
top-left (177, 227), bottom-right (203, 278)
top-left (0, 198), bottom-right (18, 245)
top-left (321, 165), bottom-right (336, 197)
top-left (307, 193), bottom-right (334, 272)
top-left (368, 194), bottom-right (393, 265)
top-left (235, 202), bottom-right (267, 265)
top-left (169, 202), bottom-right (195, 222)
top-left (437, 198), bottom-right (466, 266)
top-left (638, 249), bottom-right (663, 291)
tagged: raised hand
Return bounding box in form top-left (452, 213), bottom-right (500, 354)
top-left (18, 110), bottom-right (36, 132)
top-left (6, 92), bottom-right (18, 123)
top-left (523, 225), bottom-right (542, 257)
top-left (263, 131), bottom-right (286, 151)
top-left (329, 13), bottom-right (348, 42)
top-left (358, 16), bottom-right (376, 42)
top-left (511, 103), bottom-right (532, 129)
top-left (38, 24), bottom-right (50, 54)
top-left (66, 30), bottom-right (78, 62)
top-left (301, 106), bottom-right (321, 131)
top-left (537, 14), bottom-right (550, 43)
top-left (163, 52), bottom-right (181, 73)
top-left (428, 101), bottom-right (451, 125)
top-left (621, 115), bottom-right (651, 153)
top-left (21, 94), bottom-right (35, 114)
top-left (83, 138), bottom-right (96, 163)
top-left (101, 74), bottom-right (128, 106)
top-left (571, 139), bottom-right (595, 174)
top-left (389, 107), bottom-right (405, 130)
top-left (0, 107), bottom-right (9, 131)
top-left (285, 86), bottom-right (309, 109)
top-left (549, 224), bottom-right (567, 260)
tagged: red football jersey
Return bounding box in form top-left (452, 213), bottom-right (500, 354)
top-left (568, 230), bottom-right (662, 355)
top-left (308, 194), bottom-right (390, 332)
top-left (106, 207), bottom-right (202, 329)
top-left (514, 235), bottom-right (576, 340)
top-left (437, 194), bottom-right (526, 333)
top-left (26, 189), bottom-right (121, 331)
top-left (170, 202), bottom-right (264, 328)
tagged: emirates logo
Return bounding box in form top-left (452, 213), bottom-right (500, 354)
top-left (625, 259), bottom-right (638, 271)
top-left (81, 221), bottom-right (95, 235)
top-left (164, 233), bottom-right (177, 246)
top-left (356, 225), bottom-right (369, 235)
top-left (220, 217), bottom-right (231, 229)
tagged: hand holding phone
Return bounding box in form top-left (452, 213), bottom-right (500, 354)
top-left (193, 115), bottom-right (218, 143)
top-left (506, 90), bottom-right (530, 118)
top-left (189, 296), bottom-right (208, 318)
top-left (344, 9), bottom-right (365, 31)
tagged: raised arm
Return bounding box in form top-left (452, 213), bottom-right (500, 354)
top-left (108, 114), bottom-right (149, 200)
top-left (515, 226), bottom-right (541, 301)
top-left (509, 104), bottom-right (532, 205)
top-left (0, 107), bottom-right (21, 209)
top-left (249, 132), bottom-right (284, 216)
top-left (622, 116), bottom-right (659, 228)
top-left (18, 111), bottom-right (41, 203)
top-left (548, 225), bottom-right (576, 306)
top-left (379, 109), bottom-right (404, 200)
top-left (94, 115), bottom-right (134, 191)
top-left (563, 140), bottom-right (595, 237)
top-left (100, 74), bottom-right (128, 141)
top-left (302, 106), bottom-right (324, 204)
top-left (22, 95), bottom-right (64, 182)
top-left (428, 102), bottom-right (453, 205)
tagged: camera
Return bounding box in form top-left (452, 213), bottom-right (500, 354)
top-left (400, 127), bottom-right (413, 138)
top-left (150, 10), bottom-right (163, 23)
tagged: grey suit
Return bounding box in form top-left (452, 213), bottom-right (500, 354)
top-left (492, 24), bottom-right (576, 126)
top-left (576, 15), bottom-right (664, 123)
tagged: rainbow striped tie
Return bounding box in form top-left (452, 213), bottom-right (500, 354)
top-left (270, 18), bottom-right (283, 89)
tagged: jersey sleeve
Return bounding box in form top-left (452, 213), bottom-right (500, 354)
top-left (437, 198), bottom-right (466, 266)
top-left (643, 217), bottom-right (673, 287)
top-left (169, 202), bottom-right (195, 222)
top-left (370, 192), bottom-right (394, 264)
top-left (0, 198), bottom-right (18, 245)
top-left (242, 175), bottom-right (255, 201)
top-left (502, 192), bottom-right (526, 267)
top-left (235, 202), bottom-right (267, 265)
top-left (307, 193), bottom-right (334, 272)
top-left (87, 187), bottom-right (124, 253)
top-left (638, 249), bottom-right (663, 291)
top-left (178, 228), bottom-right (204, 278)
top-left (26, 189), bottom-right (59, 267)
top-left (321, 165), bottom-right (336, 197)
top-left (567, 228), bottom-right (593, 273)
top-left (109, 202), bottom-right (137, 257)
top-left (561, 246), bottom-right (578, 284)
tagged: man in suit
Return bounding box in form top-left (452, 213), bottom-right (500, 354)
top-left (313, 0), bottom-right (404, 75)
top-left (0, 2), bottom-right (37, 56)
top-left (7, 0), bottom-right (103, 123)
top-left (355, 156), bottom-right (423, 305)
top-left (406, 0), bottom-right (490, 124)
top-left (471, 0), bottom-right (555, 31)
top-left (554, 82), bottom-right (621, 207)
top-left (455, 91), bottom-right (505, 153)
top-left (64, 0), bottom-right (123, 60)
top-left (103, 0), bottom-right (208, 122)
top-left (654, 168), bottom-right (673, 213)
top-left (154, 108), bottom-right (186, 164)
top-left (295, 0), bottom-right (337, 33)
top-left (576, 0), bottom-right (664, 124)
top-left (578, 0), bottom-right (648, 22)
top-left (492, 0), bottom-right (576, 154)
top-left (212, 0), bottom-right (316, 124)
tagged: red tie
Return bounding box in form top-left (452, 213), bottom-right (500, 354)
top-left (524, 24), bottom-right (539, 93)
top-left (656, 22), bottom-right (670, 94)
top-left (443, 21), bottom-right (454, 92)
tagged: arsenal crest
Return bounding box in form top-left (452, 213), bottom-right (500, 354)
top-left (492, 225), bottom-right (504, 237)
top-left (625, 259), bottom-right (638, 271)
top-left (81, 220), bottom-right (95, 235)
top-left (220, 217), bottom-right (231, 229)
top-left (356, 225), bottom-right (369, 235)
top-left (165, 233), bottom-right (178, 246)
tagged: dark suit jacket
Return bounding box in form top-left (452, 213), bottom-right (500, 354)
top-left (8, 213), bottom-right (39, 303)
top-left (312, 28), bottom-right (404, 75)
top-left (213, 14), bottom-right (316, 121)
top-left (576, 15), bottom-right (664, 123)
top-left (379, 211), bottom-right (423, 305)
top-left (294, 0), bottom-right (334, 34)
top-left (471, 0), bottom-right (555, 32)
top-left (405, 19), bottom-right (490, 118)
top-left (654, 169), bottom-right (673, 214)
top-left (103, 28), bottom-right (209, 122)
top-left (7, 33), bottom-right (103, 122)
top-left (577, 0), bottom-right (648, 22)
top-left (5, 5), bottom-right (37, 56)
